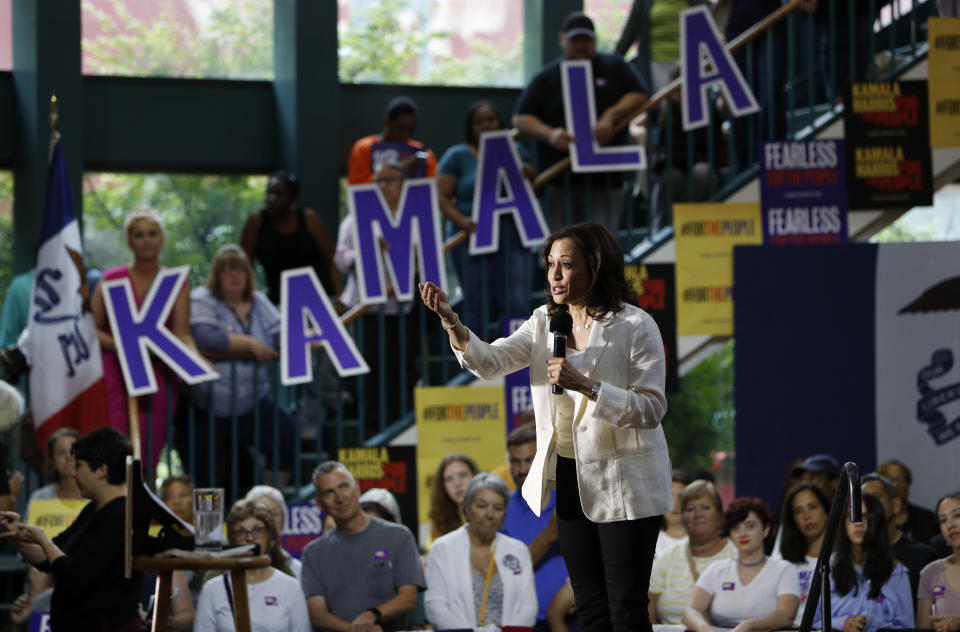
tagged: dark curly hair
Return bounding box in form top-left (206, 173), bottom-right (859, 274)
top-left (778, 483), bottom-right (831, 563)
top-left (832, 492), bottom-right (894, 600)
top-left (428, 453), bottom-right (480, 540)
top-left (541, 223), bottom-right (638, 320)
top-left (721, 497), bottom-right (774, 537)
top-left (464, 101), bottom-right (503, 146)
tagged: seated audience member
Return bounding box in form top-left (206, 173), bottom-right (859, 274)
top-left (195, 500), bottom-right (307, 631)
top-left (775, 482), bottom-right (831, 625)
top-left (813, 492), bottom-right (914, 632)
top-left (426, 473), bottom-right (538, 631)
top-left (245, 484), bottom-right (302, 580)
top-left (862, 472), bottom-right (938, 600)
top-left (302, 461), bottom-right (425, 631)
top-left (159, 475), bottom-right (193, 525)
top-left (157, 475), bottom-right (199, 624)
top-left (428, 452), bottom-right (480, 543)
top-left (795, 453), bottom-right (840, 500)
top-left (658, 469), bottom-right (692, 554)
top-left (500, 425), bottom-right (573, 631)
top-left (683, 498), bottom-right (800, 632)
top-left (917, 492), bottom-right (960, 631)
top-left (347, 96), bottom-right (438, 185)
top-left (335, 163), bottom-right (419, 437)
top-left (359, 487), bottom-right (402, 524)
top-left (185, 244), bottom-right (295, 487)
top-left (877, 459), bottom-right (941, 545)
top-left (0, 428), bottom-right (144, 631)
top-left (649, 480), bottom-right (737, 624)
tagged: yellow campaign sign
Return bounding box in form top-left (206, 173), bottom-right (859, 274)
top-left (415, 385), bottom-right (506, 546)
top-left (26, 498), bottom-right (89, 539)
top-left (674, 203), bottom-right (762, 336)
top-left (929, 18), bottom-right (960, 147)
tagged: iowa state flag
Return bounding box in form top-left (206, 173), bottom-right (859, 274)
top-left (20, 140), bottom-right (107, 450)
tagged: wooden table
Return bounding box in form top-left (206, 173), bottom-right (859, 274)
top-left (133, 554), bottom-right (271, 632)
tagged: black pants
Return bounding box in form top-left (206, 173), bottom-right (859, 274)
top-left (555, 456), bottom-right (660, 632)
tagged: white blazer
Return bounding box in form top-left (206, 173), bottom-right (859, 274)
top-left (424, 525), bottom-right (538, 631)
top-left (455, 303), bottom-right (672, 522)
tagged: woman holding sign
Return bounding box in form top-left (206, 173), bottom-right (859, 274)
top-left (91, 207), bottom-right (198, 466)
top-left (419, 222), bottom-right (671, 632)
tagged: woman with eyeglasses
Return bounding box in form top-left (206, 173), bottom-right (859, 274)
top-left (194, 500), bottom-right (309, 631)
top-left (182, 244), bottom-right (295, 487)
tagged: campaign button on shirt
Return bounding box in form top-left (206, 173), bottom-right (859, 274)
top-left (502, 554), bottom-right (522, 575)
top-left (933, 585), bottom-right (947, 597)
top-left (722, 582), bottom-right (736, 591)
top-left (265, 596), bottom-right (278, 606)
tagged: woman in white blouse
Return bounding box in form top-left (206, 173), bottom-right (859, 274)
top-left (683, 498), bottom-right (800, 632)
top-left (425, 473), bottom-right (537, 631)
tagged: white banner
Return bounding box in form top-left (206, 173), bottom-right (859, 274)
top-left (876, 242), bottom-right (960, 509)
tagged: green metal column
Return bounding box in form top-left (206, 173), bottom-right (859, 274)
top-left (273, 0), bottom-right (340, 228)
top-left (523, 0), bottom-right (583, 82)
top-left (11, 0), bottom-right (83, 273)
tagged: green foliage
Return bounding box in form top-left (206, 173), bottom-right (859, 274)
top-left (662, 339), bottom-right (735, 473)
top-left (82, 0), bottom-right (273, 79)
top-left (337, 0), bottom-right (522, 87)
top-left (82, 173), bottom-right (267, 287)
top-left (0, 172), bottom-right (13, 308)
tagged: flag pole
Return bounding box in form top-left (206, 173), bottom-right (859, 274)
top-left (127, 397), bottom-right (142, 461)
top-left (49, 94), bottom-right (61, 159)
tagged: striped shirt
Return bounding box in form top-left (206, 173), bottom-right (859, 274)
top-left (649, 539), bottom-right (737, 624)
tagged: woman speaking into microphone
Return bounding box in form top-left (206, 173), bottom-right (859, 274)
top-left (419, 222), bottom-right (671, 632)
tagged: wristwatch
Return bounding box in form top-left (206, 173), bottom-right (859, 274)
top-left (366, 607), bottom-right (382, 625)
top-left (590, 381), bottom-right (601, 401)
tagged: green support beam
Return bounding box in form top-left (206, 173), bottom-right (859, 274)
top-left (12, 0), bottom-right (83, 273)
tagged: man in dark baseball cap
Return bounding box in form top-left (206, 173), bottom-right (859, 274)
top-left (561, 11), bottom-right (596, 39)
top-left (793, 453), bottom-right (840, 499)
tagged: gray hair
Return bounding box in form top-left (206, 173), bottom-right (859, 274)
top-left (463, 472), bottom-right (510, 508)
top-left (862, 473), bottom-right (899, 500)
top-left (245, 485), bottom-right (288, 529)
top-left (311, 461), bottom-right (355, 486)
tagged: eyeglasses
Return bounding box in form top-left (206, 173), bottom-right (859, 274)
top-left (230, 525), bottom-right (267, 540)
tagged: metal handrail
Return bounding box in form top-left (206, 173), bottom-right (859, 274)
top-left (799, 461), bottom-right (863, 632)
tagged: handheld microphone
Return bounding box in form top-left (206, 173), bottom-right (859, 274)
top-left (549, 306), bottom-right (573, 395)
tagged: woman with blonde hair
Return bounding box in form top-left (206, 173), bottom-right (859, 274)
top-left (91, 207), bottom-right (199, 465)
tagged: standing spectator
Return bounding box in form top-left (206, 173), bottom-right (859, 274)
top-left (335, 162), bottom-right (420, 437)
top-left (615, 0), bottom-right (710, 94)
top-left (917, 492), bottom-right (960, 631)
top-left (514, 12), bottom-right (648, 231)
top-left (245, 484), bottom-right (302, 580)
top-left (347, 96), bottom-right (438, 185)
top-left (775, 482), bottom-right (831, 626)
top-left (241, 170), bottom-right (341, 307)
top-left (813, 493), bottom-right (914, 632)
top-left (91, 208), bottom-right (196, 466)
top-left (425, 473), bottom-right (538, 631)
top-left (877, 459), bottom-right (941, 545)
top-left (194, 500), bottom-right (307, 631)
top-left (649, 480), bottom-right (737, 624)
top-left (682, 498), bottom-right (800, 632)
top-left (159, 475), bottom-right (193, 526)
top-left (428, 452), bottom-right (480, 543)
top-left (301, 461), bottom-right (425, 631)
top-left (0, 267), bottom-right (34, 348)
top-left (500, 425), bottom-right (573, 631)
top-left (861, 473), bottom-right (938, 600)
top-left (0, 428), bottom-right (144, 632)
top-left (186, 244), bottom-right (296, 487)
top-left (437, 101), bottom-right (538, 338)
top-left (29, 428), bottom-right (82, 504)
